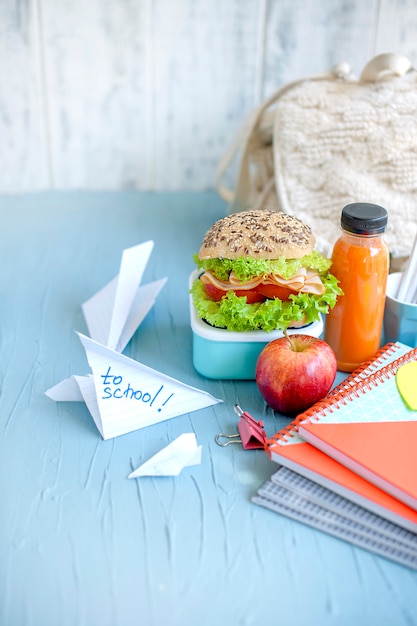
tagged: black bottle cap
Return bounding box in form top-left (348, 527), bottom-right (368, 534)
top-left (341, 203), bottom-right (388, 235)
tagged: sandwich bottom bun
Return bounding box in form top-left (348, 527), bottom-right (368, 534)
top-left (287, 316), bottom-right (308, 329)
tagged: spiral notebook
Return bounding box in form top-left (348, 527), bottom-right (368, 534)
top-left (298, 347), bottom-right (417, 512)
top-left (265, 342), bottom-right (417, 532)
top-left (253, 474), bottom-right (417, 570)
top-left (271, 466), bottom-right (417, 552)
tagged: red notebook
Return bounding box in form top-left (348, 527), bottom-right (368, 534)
top-left (266, 342), bottom-right (417, 532)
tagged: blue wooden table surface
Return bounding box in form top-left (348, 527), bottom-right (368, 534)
top-left (1, 191), bottom-right (416, 626)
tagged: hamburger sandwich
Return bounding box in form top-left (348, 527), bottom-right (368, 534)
top-left (191, 210), bottom-right (342, 332)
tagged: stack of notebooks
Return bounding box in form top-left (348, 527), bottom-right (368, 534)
top-left (253, 341), bottom-right (417, 569)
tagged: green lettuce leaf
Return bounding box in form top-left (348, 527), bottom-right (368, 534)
top-left (191, 272), bottom-right (342, 332)
top-left (194, 250), bottom-right (332, 282)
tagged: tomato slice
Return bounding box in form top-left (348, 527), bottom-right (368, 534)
top-left (203, 281), bottom-right (298, 303)
top-left (203, 283), bottom-right (228, 301)
top-left (234, 290), bottom-right (266, 303)
top-left (255, 283), bottom-right (298, 300)
top-left (203, 283), bottom-right (266, 303)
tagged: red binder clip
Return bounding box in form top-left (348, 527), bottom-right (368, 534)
top-left (215, 404), bottom-right (266, 450)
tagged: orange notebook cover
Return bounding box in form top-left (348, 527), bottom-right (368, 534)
top-left (266, 342), bottom-right (417, 532)
top-left (298, 347), bottom-right (417, 512)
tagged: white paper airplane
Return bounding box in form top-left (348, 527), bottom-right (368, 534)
top-left (128, 433), bottom-right (202, 477)
top-left (45, 334), bottom-right (222, 439)
top-left (82, 241), bottom-right (167, 352)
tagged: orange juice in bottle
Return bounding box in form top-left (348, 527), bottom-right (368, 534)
top-left (324, 202), bottom-right (389, 372)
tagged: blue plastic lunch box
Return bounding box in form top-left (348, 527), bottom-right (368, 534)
top-left (189, 270), bottom-right (324, 379)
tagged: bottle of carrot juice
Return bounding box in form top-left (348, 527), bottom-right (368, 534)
top-left (324, 202), bottom-right (389, 372)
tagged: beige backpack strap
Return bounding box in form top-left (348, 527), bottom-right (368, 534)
top-left (215, 85), bottom-right (288, 206)
top-left (217, 66), bottom-right (350, 213)
top-left (215, 106), bottom-right (260, 205)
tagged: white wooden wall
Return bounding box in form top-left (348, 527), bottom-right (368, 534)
top-left (1, 0), bottom-right (417, 193)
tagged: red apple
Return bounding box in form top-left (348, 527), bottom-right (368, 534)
top-left (255, 334), bottom-right (337, 415)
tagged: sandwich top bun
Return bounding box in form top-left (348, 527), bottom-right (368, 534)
top-left (199, 210), bottom-right (315, 261)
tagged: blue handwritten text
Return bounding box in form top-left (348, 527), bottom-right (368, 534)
top-left (100, 366), bottom-right (174, 412)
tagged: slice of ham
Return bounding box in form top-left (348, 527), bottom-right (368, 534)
top-left (303, 271), bottom-right (327, 295)
top-left (200, 271), bottom-right (264, 291)
top-left (199, 267), bottom-right (325, 296)
top-left (263, 267), bottom-right (307, 291)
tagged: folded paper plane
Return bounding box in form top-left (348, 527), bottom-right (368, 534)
top-left (82, 240), bottom-right (167, 352)
top-left (46, 334), bottom-right (221, 439)
top-left (128, 433), bottom-right (202, 477)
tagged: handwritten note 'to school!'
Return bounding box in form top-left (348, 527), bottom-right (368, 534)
top-left (100, 365), bottom-right (175, 411)
top-left (46, 334), bottom-right (221, 439)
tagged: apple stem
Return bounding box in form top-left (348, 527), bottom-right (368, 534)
top-left (283, 328), bottom-right (295, 350)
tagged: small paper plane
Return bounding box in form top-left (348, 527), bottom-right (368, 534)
top-left (128, 433), bottom-right (202, 477)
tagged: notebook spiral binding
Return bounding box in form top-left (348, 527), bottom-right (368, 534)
top-left (266, 344), bottom-right (417, 449)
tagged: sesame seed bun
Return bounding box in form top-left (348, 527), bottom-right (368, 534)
top-left (198, 210), bottom-right (315, 260)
